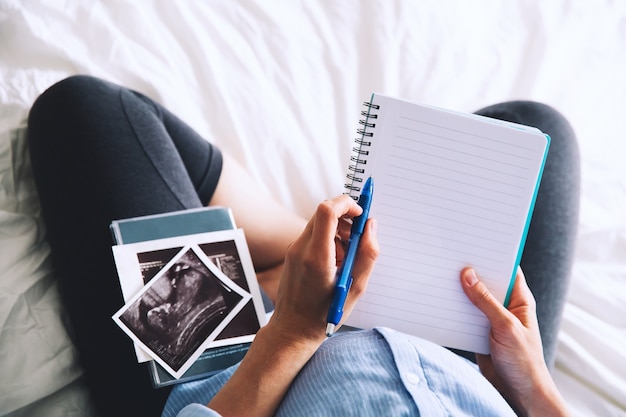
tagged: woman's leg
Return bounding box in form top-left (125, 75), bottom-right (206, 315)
top-left (27, 75), bottom-right (223, 416)
top-left (475, 101), bottom-right (581, 369)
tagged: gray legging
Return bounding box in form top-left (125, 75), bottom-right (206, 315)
top-left (27, 76), bottom-right (579, 417)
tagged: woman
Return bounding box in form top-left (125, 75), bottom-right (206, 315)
top-left (28, 75), bottom-right (578, 416)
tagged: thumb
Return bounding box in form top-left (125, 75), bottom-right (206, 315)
top-left (461, 267), bottom-right (508, 324)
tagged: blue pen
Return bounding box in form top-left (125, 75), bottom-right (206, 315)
top-left (326, 176), bottom-right (374, 337)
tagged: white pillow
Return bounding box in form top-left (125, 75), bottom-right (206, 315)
top-left (0, 122), bottom-right (89, 415)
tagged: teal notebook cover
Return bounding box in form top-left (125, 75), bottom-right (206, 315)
top-left (110, 206), bottom-right (236, 244)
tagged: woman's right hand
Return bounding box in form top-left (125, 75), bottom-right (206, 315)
top-left (270, 194), bottom-right (379, 345)
top-left (208, 195), bottom-right (378, 417)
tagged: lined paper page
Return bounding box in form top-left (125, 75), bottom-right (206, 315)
top-left (346, 94), bottom-right (548, 354)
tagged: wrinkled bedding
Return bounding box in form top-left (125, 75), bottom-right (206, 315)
top-left (1, 1), bottom-right (625, 416)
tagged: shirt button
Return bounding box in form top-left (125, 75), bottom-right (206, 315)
top-left (405, 372), bottom-right (420, 385)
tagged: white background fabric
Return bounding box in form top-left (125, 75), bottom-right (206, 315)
top-left (1, 1), bottom-right (625, 416)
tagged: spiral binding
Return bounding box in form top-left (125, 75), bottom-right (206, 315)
top-left (344, 101), bottom-right (378, 197)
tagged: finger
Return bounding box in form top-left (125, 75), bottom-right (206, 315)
top-left (334, 217), bottom-right (352, 256)
top-left (339, 219), bottom-right (379, 325)
top-left (309, 195), bottom-right (362, 253)
top-left (502, 267), bottom-right (538, 327)
top-left (336, 217), bottom-right (353, 242)
top-left (460, 267), bottom-right (510, 326)
top-left (506, 267), bottom-right (536, 309)
top-left (349, 218), bottom-right (379, 297)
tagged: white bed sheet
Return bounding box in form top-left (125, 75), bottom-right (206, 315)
top-left (1, 1), bottom-right (625, 416)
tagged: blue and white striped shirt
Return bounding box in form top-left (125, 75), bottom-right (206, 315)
top-left (162, 328), bottom-right (516, 416)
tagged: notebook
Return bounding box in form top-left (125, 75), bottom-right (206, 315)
top-left (343, 93), bottom-right (550, 354)
top-left (110, 207), bottom-right (268, 386)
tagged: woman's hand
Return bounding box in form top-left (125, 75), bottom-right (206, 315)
top-left (270, 194), bottom-right (379, 345)
top-left (208, 195), bottom-right (378, 417)
top-left (460, 267), bottom-right (570, 417)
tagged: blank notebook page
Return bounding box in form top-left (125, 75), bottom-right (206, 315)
top-left (345, 93), bottom-right (549, 354)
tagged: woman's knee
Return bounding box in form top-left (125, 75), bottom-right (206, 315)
top-left (477, 100), bottom-right (569, 133)
top-left (27, 75), bottom-right (125, 157)
top-left (476, 100), bottom-right (579, 167)
top-left (28, 75), bottom-right (116, 130)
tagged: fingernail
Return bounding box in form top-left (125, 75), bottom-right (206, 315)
top-left (370, 218), bottom-right (378, 235)
top-left (464, 268), bottom-right (478, 286)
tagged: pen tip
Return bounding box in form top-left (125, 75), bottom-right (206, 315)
top-left (325, 323), bottom-right (336, 337)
